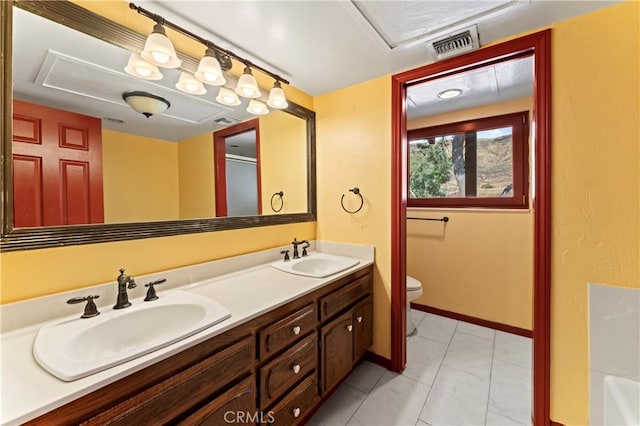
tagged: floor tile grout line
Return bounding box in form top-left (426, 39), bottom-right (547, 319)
top-left (343, 364), bottom-right (389, 425)
top-left (484, 330), bottom-right (497, 425)
top-left (415, 318), bottom-right (458, 424)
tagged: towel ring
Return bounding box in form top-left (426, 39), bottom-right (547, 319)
top-left (341, 187), bottom-right (364, 214)
top-left (270, 191), bottom-right (284, 212)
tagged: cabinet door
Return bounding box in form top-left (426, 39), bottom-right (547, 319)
top-left (320, 311), bottom-right (353, 393)
top-left (353, 297), bottom-right (373, 362)
top-left (179, 376), bottom-right (255, 426)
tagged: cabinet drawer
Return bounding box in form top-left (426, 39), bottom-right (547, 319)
top-left (259, 303), bottom-right (317, 359)
top-left (268, 373), bottom-right (319, 426)
top-left (84, 336), bottom-right (255, 425)
top-left (320, 273), bottom-right (372, 321)
top-left (260, 333), bottom-right (317, 408)
top-left (178, 376), bottom-right (256, 426)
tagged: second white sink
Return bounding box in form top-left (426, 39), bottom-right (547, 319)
top-left (33, 290), bottom-right (231, 381)
top-left (271, 252), bottom-right (359, 278)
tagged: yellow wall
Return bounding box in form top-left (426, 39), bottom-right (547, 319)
top-left (550, 3), bottom-right (639, 424)
top-left (178, 132), bottom-right (216, 219)
top-left (406, 98), bottom-right (533, 330)
top-left (407, 209), bottom-right (533, 329)
top-left (259, 110), bottom-right (308, 214)
top-left (102, 129), bottom-right (179, 223)
top-left (0, 222), bottom-right (315, 303)
top-left (315, 76), bottom-right (392, 359)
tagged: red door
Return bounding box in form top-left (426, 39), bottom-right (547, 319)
top-left (12, 100), bottom-right (104, 227)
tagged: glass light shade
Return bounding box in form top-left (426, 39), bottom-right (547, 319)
top-left (122, 91), bottom-right (170, 118)
top-left (124, 53), bottom-right (163, 80)
top-left (247, 99), bottom-right (269, 115)
top-left (195, 48), bottom-right (226, 86)
top-left (176, 72), bottom-right (207, 95)
top-left (437, 88), bottom-right (463, 99)
top-left (267, 81), bottom-right (288, 109)
top-left (215, 87), bottom-right (241, 106)
top-left (235, 66), bottom-right (261, 99)
top-left (140, 23), bottom-right (181, 68)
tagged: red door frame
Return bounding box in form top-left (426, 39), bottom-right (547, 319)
top-left (213, 118), bottom-right (262, 217)
top-left (391, 30), bottom-right (551, 425)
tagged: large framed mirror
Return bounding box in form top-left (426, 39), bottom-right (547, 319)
top-left (0, 1), bottom-right (316, 252)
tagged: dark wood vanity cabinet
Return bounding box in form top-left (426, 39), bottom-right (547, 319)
top-left (27, 266), bottom-right (373, 426)
top-left (320, 295), bottom-right (374, 393)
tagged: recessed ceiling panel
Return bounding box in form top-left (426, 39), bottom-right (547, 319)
top-left (352, 0), bottom-right (516, 48)
top-left (407, 55), bottom-right (533, 119)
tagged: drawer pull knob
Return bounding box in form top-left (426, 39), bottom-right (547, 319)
top-left (347, 325), bottom-right (353, 332)
top-left (293, 407), bottom-right (301, 418)
top-left (293, 364), bottom-right (301, 374)
top-left (357, 316), bottom-right (363, 323)
top-left (293, 325), bottom-right (301, 335)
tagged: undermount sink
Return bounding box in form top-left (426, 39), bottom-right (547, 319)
top-left (33, 290), bottom-right (231, 381)
top-left (271, 252), bottom-right (360, 278)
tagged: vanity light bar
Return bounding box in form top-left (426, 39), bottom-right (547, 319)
top-left (128, 3), bottom-right (289, 86)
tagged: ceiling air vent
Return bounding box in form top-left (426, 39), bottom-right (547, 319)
top-left (214, 116), bottom-right (240, 126)
top-left (427, 25), bottom-right (480, 61)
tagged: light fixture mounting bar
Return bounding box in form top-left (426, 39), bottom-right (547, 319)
top-left (128, 2), bottom-right (289, 85)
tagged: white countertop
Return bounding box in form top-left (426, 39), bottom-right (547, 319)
top-left (0, 241), bottom-right (374, 425)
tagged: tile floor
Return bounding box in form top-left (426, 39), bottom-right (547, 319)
top-left (308, 310), bottom-right (532, 426)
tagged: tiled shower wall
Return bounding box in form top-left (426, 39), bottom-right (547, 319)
top-left (589, 284), bottom-right (640, 425)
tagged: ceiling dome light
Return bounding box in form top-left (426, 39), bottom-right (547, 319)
top-left (141, 23), bottom-right (182, 68)
top-left (235, 66), bottom-right (261, 99)
top-left (124, 52), bottom-right (163, 80)
top-left (267, 80), bottom-right (288, 109)
top-left (437, 88), bottom-right (463, 99)
top-left (215, 87), bottom-right (241, 106)
top-left (176, 72), bottom-right (206, 95)
top-left (195, 48), bottom-right (226, 86)
top-left (247, 99), bottom-right (269, 115)
top-left (122, 91), bottom-right (170, 118)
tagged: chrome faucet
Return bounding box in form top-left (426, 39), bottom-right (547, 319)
top-left (113, 268), bottom-right (137, 309)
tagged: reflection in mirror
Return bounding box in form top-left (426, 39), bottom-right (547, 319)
top-left (9, 4), bottom-right (310, 228)
top-left (214, 120), bottom-right (261, 217)
top-left (406, 55), bottom-right (533, 209)
top-left (0, 0), bottom-right (316, 251)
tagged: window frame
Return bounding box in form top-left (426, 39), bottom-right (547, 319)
top-left (407, 111), bottom-right (530, 209)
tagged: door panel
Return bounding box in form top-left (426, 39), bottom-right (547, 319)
top-left (12, 155), bottom-right (43, 227)
top-left (12, 100), bottom-right (104, 226)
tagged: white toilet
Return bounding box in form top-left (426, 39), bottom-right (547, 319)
top-left (406, 276), bottom-right (424, 336)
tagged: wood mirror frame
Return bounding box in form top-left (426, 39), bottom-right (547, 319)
top-left (0, 1), bottom-right (316, 252)
top-left (390, 30), bottom-right (551, 424)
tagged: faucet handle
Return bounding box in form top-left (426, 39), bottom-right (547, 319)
top-left (280, 250), bottom-right (291, 261)
top-left (144, 278), bottom-right (166, 301)
top-left (67, 295), bottom-right (100, 319)
top-left (301, 240), bottom-right (310, 257)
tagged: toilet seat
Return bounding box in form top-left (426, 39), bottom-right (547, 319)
top-left (407, 276), bottom-right (422, 291)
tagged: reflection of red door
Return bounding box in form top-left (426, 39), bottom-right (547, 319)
top-left (12, 100), bottom-right (104, 227)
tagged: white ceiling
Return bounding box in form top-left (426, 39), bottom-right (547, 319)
top-left (11, 0), bottom-right (617, 140)
top-left (141, 0), bottom-right (618, 96)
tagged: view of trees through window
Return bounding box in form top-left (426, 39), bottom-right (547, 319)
top-left (409, 126), bottom-right (514, 199)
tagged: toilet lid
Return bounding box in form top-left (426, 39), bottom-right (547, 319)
top-left (407, 276), bottom-right (422, 290)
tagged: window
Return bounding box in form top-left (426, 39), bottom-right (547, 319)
top-left (408, 111), bottom-right (529, 208)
